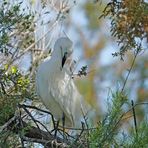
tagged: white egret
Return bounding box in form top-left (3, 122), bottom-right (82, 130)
top-left (36, 37), bottom-right (92, 128)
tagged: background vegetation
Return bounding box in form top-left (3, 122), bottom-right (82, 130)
top-left (0, 0), bottom-right (148, 147)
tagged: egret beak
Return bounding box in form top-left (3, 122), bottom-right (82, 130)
top-left (62, 52), bottom-right (68, 68)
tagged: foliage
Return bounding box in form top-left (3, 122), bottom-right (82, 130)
top-left (0, 0), bottom-right (34, 57)
top-left (128, 122), bottom-right (148, 147)
top-left (0, 131), bottom-right (20, 148)
top-left (100, 0), bottom-right (148, 60)
top-left (89, 91), bottom-right (127, 147)
top-left (0, 0), bottom-right (35, 125)
top-left (72, 91), bottom-right (148, 148)
top-left (86, 92), bottom-right (148, 148)
top-left (0, 66), bottom-right (30, 125)
top-left (77, 65), bottom-right (88, 77)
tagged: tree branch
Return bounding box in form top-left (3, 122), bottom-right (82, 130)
top-left (0, 115), bottom-right (70, 148)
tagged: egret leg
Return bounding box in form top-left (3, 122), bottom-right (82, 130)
top-left (54, 120), bottom-right (59, 139)
top-left (62, 112), bottom-right (65, 141)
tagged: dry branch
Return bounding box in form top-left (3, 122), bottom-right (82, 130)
top-left (0, 115), bottom-right (70, 148)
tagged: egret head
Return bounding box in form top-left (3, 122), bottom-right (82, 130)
top-left (53, 37), bottom-right (73, 68)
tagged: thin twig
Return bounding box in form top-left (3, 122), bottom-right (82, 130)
top-left (0, 115), bottom-right (70, 147)
top-left (18, 108), bottom-right (25, 148)
top-left (72, 122), bottom-right (85, 146)
top-left (81, 111), bottom-right (90, 148)
top-left (18, 104), bottom-right (42, 135)
top-left (121, 50), bottom-right (139, 92)
top-left (131, 100), bottom-right (138, 134)
top-left (0, 116), bottom-right (16, 132)
top-left (19, 104), bottom-right (55, 127)
top-left (7, 21), bottom-right (58, 68)
top-left (122, 102), bottom-right (148, 118)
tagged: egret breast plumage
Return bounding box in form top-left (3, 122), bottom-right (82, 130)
top-left (36, 37), bottom-right (91, 128)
